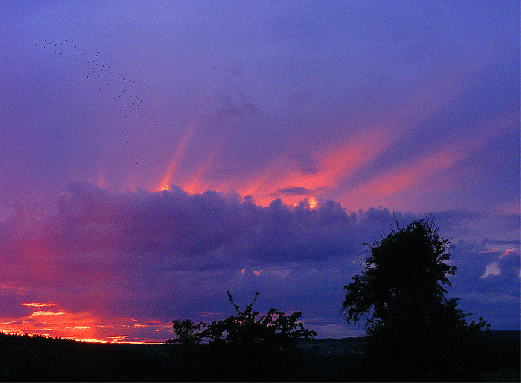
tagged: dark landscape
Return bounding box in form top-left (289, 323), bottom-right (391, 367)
top-left (0, 330), bottom-right (518, 381)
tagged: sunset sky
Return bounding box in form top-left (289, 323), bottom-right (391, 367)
top-left (0, 1), bottom-right (519, 343)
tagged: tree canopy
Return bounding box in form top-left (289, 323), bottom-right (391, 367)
top-left (341, 218), bottom-right (489, 380)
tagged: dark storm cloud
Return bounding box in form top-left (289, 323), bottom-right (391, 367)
top-left (0, 184), bottom-right (381, 322)
top-left (6, 183), bottom-right (517, 274)
top-left (40, 182), bottom-right (368, 262)
top-left (47, 182), bottom-right (247, 258)
top-left (0, 183), bottom-right (419, 290)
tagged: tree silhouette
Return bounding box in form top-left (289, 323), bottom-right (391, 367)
top-left (341, 218), bottom-right (489, 381)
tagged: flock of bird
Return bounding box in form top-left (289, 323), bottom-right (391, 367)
top-left (35, 38), bottom-right (157, 165)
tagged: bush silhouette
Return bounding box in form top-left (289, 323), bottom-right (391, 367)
top-left (168, 290), bottom-right (316, 380)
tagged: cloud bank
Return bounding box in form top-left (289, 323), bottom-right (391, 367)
top-left (0, 183), bottom-right (518, 341)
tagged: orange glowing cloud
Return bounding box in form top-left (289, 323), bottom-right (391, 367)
top-left (0, 302), bottom-right (103, 342)
top-left (31, 310), bottom-right (66, 316)
top-left (21, 302), bottom-right (57, 308)
top-left (0, 301), bottom-right (171, 344)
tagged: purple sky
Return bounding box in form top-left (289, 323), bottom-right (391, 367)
top-left (0, 1), bottom-right (519, 342)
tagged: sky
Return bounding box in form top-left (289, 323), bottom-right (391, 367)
top-left (0, 1), bottom-right (519, 343)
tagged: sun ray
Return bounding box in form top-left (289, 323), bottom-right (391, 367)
top-left (157, 120), bottom-right (197, 191)
top-left (183, 131), bottom-right (227, 194)
top-left (236, 74), bottom-right (467, 206)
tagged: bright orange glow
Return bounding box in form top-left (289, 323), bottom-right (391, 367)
top-left (234, 126), bottom-right (391, 207)
top-left (0, 302), bottom-right (171, 344)
top-left (32, 310), bottom-right (65, 316)
top-left (0, 302), bottom-right (105, 342)
top-left (22, 302), bottom-right (57, 308)
top-left (309, 197), bottom-right (317, 209)
top-left (501, 249), bottom-right (517, 258)
top-left (106, 336), bottom-right (130, 343)
top-left (78, 338), bottom-right (112, 343)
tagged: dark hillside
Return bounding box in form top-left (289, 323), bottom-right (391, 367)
top-left (0, 333), bottom-right (175, 381)
top-left (479, 331), bottom-right (520, 374)
top-left (0, 331), bottom-right (518, 381)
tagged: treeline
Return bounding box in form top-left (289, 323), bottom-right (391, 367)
top-left (0, 331), bottom-right (519, 381)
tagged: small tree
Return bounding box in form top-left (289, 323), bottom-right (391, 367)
top-left (341, 218), bottom-right (489, 381)
top-left (168, 291), bottom-right (316, 381)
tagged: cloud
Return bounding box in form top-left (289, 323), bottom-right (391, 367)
top-left (481, 262), bottom-right (500, 279)
top-left (444, 230), bottom-right (520, 328)
top-left (39, 181), bottom-right (405, 264)
top-left (215, 95), bottom-right (257, 116)
top-left (290, 153), bottom-right (319, 175)
top-left (0, 183), bottom-right (519, 340)
top-left (273, 186), bottom-right (312, 196)
top-left (0, 184), bottom-right (395, 313)
top-left (481, 248), bottom-right (521, 279)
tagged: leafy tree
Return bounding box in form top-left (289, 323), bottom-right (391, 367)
top-left (168, 291), bottom-right (316, 381)
top-left (341, 218), bottom-right (489, 381)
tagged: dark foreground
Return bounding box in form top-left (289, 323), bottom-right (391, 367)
top-left (0, 331), bottom-right (519, 381)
